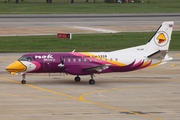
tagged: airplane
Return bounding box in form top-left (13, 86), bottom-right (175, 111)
top-left (6, 21), bottom-right (174, 85)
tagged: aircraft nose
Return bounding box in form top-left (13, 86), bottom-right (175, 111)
top-left (6, 61), bottom-right (27, 74)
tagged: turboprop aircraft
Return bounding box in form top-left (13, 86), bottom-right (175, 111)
top-left (6, 21), bottom-right (174, 85)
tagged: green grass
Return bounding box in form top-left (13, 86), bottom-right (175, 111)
top-left (0, 31), bottom-right (179, 52)
top-left (0, 0), bottom-right (180, 14)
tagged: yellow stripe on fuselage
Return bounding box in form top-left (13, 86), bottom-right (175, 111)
top-left (148, 60), bottom-right (162, 68)
top-left (142, 60), bottom-right (150, 66)
top-left (80, 52), bottom-right (127, 66)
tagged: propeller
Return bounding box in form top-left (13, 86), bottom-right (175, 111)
top-left (58, 57), bottom-right (68, 75)
top-left (58, 58), bottom-right (64, 68)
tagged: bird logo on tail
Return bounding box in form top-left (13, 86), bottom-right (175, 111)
top-left (154, 32), bottom-right (169, 47)
top-left (157, 33), bottom-right (166, 44)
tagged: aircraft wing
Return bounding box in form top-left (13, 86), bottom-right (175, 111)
top-left (83, 64), bottom-right (111, 72)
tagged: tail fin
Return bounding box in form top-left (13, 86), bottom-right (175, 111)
top-left (145, 21), bottom-right (174, 56)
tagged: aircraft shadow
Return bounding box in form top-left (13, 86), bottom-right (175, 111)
top-left (25, 77), bottom-right (169, 85)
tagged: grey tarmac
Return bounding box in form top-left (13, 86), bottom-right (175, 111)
top-left (0, 13), bottom-right (180, 36)
top-left (0, 52), bottom-right (180, 120)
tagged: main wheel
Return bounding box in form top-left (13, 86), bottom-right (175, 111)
top-left (21, 80), bottom-right (26, 84)
top-left (89, 79), bottom-right (95, 85)
top-left (74, 76), bottom-right (81, 82)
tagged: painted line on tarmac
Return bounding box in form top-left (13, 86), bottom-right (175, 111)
top-left (0, 76), bottom-right (162, 120)
top-left (171, 64), bottom-right (180, 68)
top-left (175, 54), bottom-right (180, 56)
top-left (79, 87), bottom-right (162, 120)
top-left (0, 76), bottom-right (78, 100)
top-left (73, 26), bottom-right (119, 33)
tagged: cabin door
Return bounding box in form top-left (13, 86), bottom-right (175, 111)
top-left (43, 61), bottom-right (51, 70)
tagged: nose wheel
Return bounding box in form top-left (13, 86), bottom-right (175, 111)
top-left (21, 73), bottom-right (26, 84)
top-left (21, 80), bottom-right (26, 84)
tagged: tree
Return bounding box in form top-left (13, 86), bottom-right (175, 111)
top-left (15, 0), bottom-right (19, 3)
top-left (86, 0), bottom-right (96, 3)
top-left (46, 0), bottom-right (52, 3)
top-left (71, 0), bottom-right (74, 3)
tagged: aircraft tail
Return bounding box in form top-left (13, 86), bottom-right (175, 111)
top-left (145, 21), bottom-right (174, 59)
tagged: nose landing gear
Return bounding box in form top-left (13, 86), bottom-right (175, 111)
top-left (21, 73), bottom-right (26, 84)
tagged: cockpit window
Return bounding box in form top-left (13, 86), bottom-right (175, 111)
top-left (18, 56), bottom-right (33, 61)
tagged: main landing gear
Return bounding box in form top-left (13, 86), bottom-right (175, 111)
top-left (74, 75), bottom-right (81, 82)
top-left (89, 74), bottom-right (95, 85)
top-left (74, 74), bottom-right (95, 85)
top-left (21, 73), bottom-right (26, 84)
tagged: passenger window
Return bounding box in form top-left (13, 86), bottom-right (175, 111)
top-left (115, 58), bottom-right (118, 61)
top-left (73, 58), bottom-right (76, 62)
top-left (78, 58), bottom-right (81, 62)
top-left (84, 58), bottom-right (87, 62)
top-left (68, 58), bottom-right (71, 62)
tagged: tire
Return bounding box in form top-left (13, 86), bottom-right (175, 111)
top-left (75, 76), bottom-right (81, 82)
top-left (21, 80), bottom-right (26, 84)
top-left (89, 79), bottom-right (95, 85)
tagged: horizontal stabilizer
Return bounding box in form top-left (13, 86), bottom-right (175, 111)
top-left (148, 50), bottom-right (167, 59)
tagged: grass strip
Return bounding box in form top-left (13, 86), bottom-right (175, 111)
top-left (0, 0), bottom-right (180, 14)
top-left (0, 31), bottom-right (179, 52)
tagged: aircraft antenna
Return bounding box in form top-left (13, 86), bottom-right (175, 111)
top-left (72, 49), bottom-right (75, 53)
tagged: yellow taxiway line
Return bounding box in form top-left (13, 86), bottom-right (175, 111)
top-left (0, 76), bottom-right (162, 120)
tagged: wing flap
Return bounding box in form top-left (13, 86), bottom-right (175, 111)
top-left (83, 64), bottom-right (111, 72)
